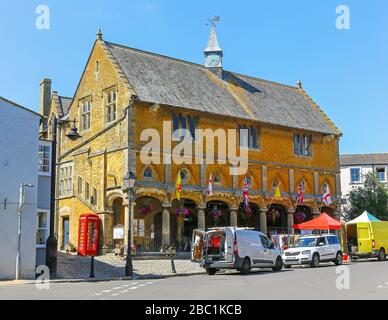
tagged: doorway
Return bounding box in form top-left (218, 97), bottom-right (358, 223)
top-left (62, 217), bottom-right (70, 249)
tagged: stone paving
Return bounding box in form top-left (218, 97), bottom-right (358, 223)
top-left (56, 252), bottom-right (205, 280)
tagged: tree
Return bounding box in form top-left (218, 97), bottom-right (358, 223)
top-left (344, 172), bottom-right (388, 221)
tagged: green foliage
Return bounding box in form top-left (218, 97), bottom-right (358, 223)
top-left (344, 172), bottom-right (388, 221)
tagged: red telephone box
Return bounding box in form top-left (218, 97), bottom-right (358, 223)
top-left (78, 214), bottom-right (100, 257)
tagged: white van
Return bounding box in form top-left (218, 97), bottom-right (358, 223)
top-left (191, 227), bottom-right (283, 275)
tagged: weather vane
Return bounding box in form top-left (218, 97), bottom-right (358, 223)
top-left (206, 16), bottom-right (220, 28)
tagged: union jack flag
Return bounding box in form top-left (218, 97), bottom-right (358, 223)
top-left (242, 178), bottom-right (249, 208)
top-left (296, 185), bottom-right (304, 205)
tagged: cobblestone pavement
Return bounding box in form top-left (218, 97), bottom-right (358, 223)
top-left (56, 252), bottom-right (205, 280)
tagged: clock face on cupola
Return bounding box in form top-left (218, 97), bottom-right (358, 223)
top-left (205, 52), bottom-right (222, 68)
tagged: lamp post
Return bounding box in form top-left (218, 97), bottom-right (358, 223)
top-left (123, 170), bottom-right (136, 277)
top-left (16, 183), bottom-right (34, 280)
top-left (46, 117), bottom-right (81, 277)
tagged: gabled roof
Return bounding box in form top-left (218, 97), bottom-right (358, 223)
top-left (104, 41), bottom-right (339, 135)
top-left (0, 96), bottom-right (41, 118)
top-left (52, 92), bottom-right (72, 117)
top-left (340, 154), bottom-right (388, 166)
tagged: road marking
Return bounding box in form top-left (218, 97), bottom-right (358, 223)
top-left (113, 287), bottom-right (122, 290)
top-left (102, 290), bottom-right (112, 293)
top-left (129, 286), bottom-right (138, 290)
top-left (112, 293), bottom-right (119, 297)
top-left (120, 290), bottom-right (128, 293)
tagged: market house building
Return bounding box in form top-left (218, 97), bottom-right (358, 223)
top-left (48, 28), bottom-right (342, 254)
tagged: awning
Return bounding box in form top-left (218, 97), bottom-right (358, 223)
top-left (293, 213), bottom-right (342, 230)
top-left (346, 211), bottom-right (381, 224)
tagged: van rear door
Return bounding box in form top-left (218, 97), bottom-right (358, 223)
top-left (357, 223), bottom-right (372, 254)
top-left (191, 229), bottom-right (205, 262)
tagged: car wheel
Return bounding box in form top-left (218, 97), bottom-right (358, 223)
top-left (377, 248), bottom-right (386, 262)
top-left (206, 268), bottom-right (217, 275)
top-left (240, 257), bottom-right (251, 275)
top-left (334, 252), bottom-right (343, 265)
top-left (310, 253), bottom-right (320, 268)
top-left (272, 257), bottom-right (283, 272)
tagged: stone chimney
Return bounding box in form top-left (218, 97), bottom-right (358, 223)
top-left (40, 78), bottom-right (52, 117)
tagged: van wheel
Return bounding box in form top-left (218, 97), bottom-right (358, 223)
top-left (310, 253), bottom-right (320, 268)
top-left (378, 248), bottom-right (386, 261)
top-left (334, 252), bottom-right (343, 265)
top-left (240, 258), bottom-right (251, 275)
top-left (206, 268), bottom-right (217, 275)
top-left (272, 257), bottom-right (283, 272)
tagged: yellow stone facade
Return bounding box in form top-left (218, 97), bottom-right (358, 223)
top-left (53, 35), bottom-right (341, 254)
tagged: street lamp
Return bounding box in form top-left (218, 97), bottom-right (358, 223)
top-left (123, 170), bottom-right (136, 277)
top-left (46, 117), bottom-right (81, 278)
top-left (16, 183), bottom-right (34, 280)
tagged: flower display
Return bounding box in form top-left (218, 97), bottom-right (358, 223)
top-left (294, 210), bottom-right (306, 224)
top-left (139, 205), bottom-right (152, 216)
top-left (209, 207), bottom-right (222, 218)
top-left (175, 207), bottom-right (191, 218)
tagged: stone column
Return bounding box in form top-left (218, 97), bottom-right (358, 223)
top-left (124, 200), bottom-right (135, 249)
top-left (124, 204), bottom-right (130, 249)
top-left (197, 203), bottom-right (206, 230)
top-left (260, 209), bottom-right (267, 235)
top-left (177, 216), bottom-right (184, 250)
top-left (230, 206), bottom-right (238, 227)
top-left (162, 206), bottom-right (171, 247)
top-left (287, 207), bottom-right (295, 234)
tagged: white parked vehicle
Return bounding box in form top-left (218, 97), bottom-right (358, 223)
top-left (282, 234), bottom-right (343, 268)
top-left (191, 227), bottom-right (283, 275)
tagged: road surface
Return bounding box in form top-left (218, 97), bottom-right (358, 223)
top-left (1, 260), bottom-right (387, 300)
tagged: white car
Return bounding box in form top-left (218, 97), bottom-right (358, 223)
top-left (192, 227), bottom-right (283, 275)
top-left (282, 234), bottom-right (343, 268)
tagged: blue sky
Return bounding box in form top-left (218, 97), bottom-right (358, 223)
top-left (1, 0), bottom-right (387, 154)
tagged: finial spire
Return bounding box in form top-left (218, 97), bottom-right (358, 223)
top-left (96, 28), bottom-right (103, 41)
top-left (205, 17), bottom-right (222, 52)
top-left (297, 80), bottom-right (303, 89)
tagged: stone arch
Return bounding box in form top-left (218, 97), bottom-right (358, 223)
top-left (134, 195), bottom-right (164, 252)
top-left (106, 190), bottom-right (126, 207)
top-left (135, 187), bottom-right (167, 204)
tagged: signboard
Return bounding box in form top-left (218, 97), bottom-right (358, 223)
top-left (113, 225), bottom-right (124, 240)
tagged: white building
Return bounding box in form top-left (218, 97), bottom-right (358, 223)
top-left (0, 96), bottom-right (51, 280)
top-left (340, 153), bottom-right (388, 212)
